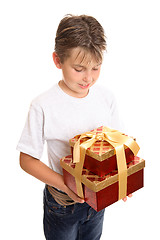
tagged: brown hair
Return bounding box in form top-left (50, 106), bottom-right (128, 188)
top-left (54, 14), bottom-right (106, 63)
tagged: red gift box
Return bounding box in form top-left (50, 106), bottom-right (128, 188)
top-left (60, 155), bottom-right (145, 212)
top-left (69, 126), bottom-right (138, 177)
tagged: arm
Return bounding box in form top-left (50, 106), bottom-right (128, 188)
top-left (19, 152), bottom-right (84, 203)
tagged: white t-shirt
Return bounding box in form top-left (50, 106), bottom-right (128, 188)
top-left (17, 83), bottom-right (122, 175)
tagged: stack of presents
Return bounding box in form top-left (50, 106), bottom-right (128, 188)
top-left (60, 126), bottom-right (145, 212)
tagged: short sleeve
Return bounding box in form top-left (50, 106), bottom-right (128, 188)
top-left (109, 94), bottom-right (125, 132)
top-left (16, 102), bottom-right (45, 159)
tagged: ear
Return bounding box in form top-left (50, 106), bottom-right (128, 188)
top-left (52, 52), bottom-right (62, 69)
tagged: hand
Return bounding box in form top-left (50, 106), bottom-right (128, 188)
top-left (122, 194), bottom-right (133, 202)
top-left (65, 186), bottom-right (85, 204)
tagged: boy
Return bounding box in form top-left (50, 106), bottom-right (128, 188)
top-left (17, 15), bottom-right (131, 240)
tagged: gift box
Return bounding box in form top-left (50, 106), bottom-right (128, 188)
top-left (61, 155), bottom-right (145, 212)
top-left (69, 126), bottom-right (139, 177)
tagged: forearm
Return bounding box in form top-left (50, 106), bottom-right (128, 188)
top-left (19, 152), bottom-right (68, 193)
top-left (19, 152), bottom-right (129, 203)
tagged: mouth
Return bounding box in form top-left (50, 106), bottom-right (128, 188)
top-left (78, 83), bottom-right (90, 89)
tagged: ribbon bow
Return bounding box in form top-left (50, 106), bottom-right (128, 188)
top-left (73, 126), bottom-right (140, 200)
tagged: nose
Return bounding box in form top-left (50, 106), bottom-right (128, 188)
top-left (83, 71), bottom-right (92, 83)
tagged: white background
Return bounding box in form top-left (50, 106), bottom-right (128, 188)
top-left (0, 0), bottom-right (159, 239)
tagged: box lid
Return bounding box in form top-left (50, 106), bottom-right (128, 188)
top-left (69, 126), bottom-right (134, 161)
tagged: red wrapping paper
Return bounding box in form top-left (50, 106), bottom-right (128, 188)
top-left (61, 155), bottom-right (145, 211)
top-left (69, 127), bottom-right (134, 177)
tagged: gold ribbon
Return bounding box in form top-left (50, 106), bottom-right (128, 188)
top-left (73, 126), bottom-right (140, 200)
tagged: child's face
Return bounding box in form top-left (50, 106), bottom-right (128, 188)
top-left (57, 47), bottom-right (102, 98)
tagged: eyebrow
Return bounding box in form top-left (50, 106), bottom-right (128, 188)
top-left (73, 63), bottom-right (102, 68)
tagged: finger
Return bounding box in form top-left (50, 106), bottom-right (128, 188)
top-left (122, 197), bottom-right (127, 202)
top-left (72, 193), bottom-right (84, 203)
top-left (67, 188), bottom-right (85, 203)
top-left (72, 195), bottom-right (85, 203)
top-left (128, 194), bottom-right (133, 198)
top-left (77, 198), bottom-right (85, 203)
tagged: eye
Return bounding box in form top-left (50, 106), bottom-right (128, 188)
top-left (92, 63), bottom-right (101, 71)
top-left (74, 68), bottom-right (83, 72)
top-left (92, 68), bottom-right (99, 71)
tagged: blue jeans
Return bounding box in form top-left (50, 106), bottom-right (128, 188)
top-left (43, 186), bottom-right (105, 240)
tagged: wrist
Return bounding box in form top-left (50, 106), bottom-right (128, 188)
top-left (61, 184), bottom-right (70, 194)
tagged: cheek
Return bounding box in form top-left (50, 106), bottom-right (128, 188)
top-left (93, 70), bottom-right (101, 80)
top-left (63, 70), bottom-right (81, 85)
top-left (70, 71), bottom-right (82, 81)
top-left (63, 69), bottom-right (73, 81)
